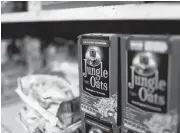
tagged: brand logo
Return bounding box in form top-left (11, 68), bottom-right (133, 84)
top-left (83, 47), bottom-right (108, 94)
top-left (85, 48), bottom-right (101, 67)
top-left (89, 128), bottom-right (103, 133)
top-left (132, 52), bottom-right (157, 77)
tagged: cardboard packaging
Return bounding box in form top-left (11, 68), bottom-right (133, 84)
top-left (120, 35), bottom-right (180, 133)
top-left (119, 126), bottom-right (134, 133)
top-left (78, 33), bottom-right (119, 125)
top-left (85, 114), bottom-right (113, 133)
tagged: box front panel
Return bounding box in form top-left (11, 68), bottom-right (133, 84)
top-left (82, 44), bottom-right (109, 98)
top-left (121, 36), bottom-right (179, 133)
top-left (127, 49), bottom-right (168, 113)
top-left (80, 36), bottom-right (117, 124)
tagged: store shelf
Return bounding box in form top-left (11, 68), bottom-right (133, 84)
top-left (1, 12), bottom-right (37, 23)
top-left (2, 3), bottom-right (180, 23)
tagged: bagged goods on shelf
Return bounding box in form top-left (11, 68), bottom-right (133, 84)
top-left (16, 74), bottom-right (80, 128)
top-left (18, 74), bottom-right (73, 99)
top-left (18, 105), bottom-right (81, 133)
top-left (16, 88), bottom-right (59, 127)
top-left (50, 60), bottom-right (78, 82)
top-left (57, 97), bottom-right (81, 127)
top-left (16, 86), bottom-right (80, 129)
top-left (56, 61), bottom-right (79, 97)
top-left (43, 38), bottom-right (79, 97)
top-left (18, 74), bottom-right (78, 102)
top-left (42, 38), bottom-right (79, 97)
top-left (18, 105), bottom-right (46, 133)
top-left (17, 74), bottom-right (75, 108)
top-left (34, 61), bottom-right (79, 98)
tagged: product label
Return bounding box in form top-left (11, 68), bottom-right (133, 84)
top-left (85, 116), bottom-right (112, 133)
top-left (128, 50), bottom-right (168, 113)
top-left (82, 45), bottom-right (109, 97)
top-left (80, 38), bottom-right (117, 124)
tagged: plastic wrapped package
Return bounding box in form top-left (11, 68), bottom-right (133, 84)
top-left (17, 105), bottom-right (81, 133)
top-left (35, 61), bottom-right (79, 98)
top-left (56, 97), bottom-right (81, 127)
top-left (18, 75), bottom-right (73, 99)
top-left (15, 37), bottom-right (81, 132)
top-left (16, 74), bottom-right (80, 128)
top-left (53, 61), bottom-right (79, 97)
top-left (17, 106), bottom-right (45, 133)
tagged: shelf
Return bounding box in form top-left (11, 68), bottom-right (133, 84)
top-left (2, 3), bottom-right (180, 23)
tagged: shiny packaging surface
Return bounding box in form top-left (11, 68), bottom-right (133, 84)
top-left (57, 97), bottom-right (81, 127)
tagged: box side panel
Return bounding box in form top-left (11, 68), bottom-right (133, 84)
top-left (169, 37), bottom-right (180, 133)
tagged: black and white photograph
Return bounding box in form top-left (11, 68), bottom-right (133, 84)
top-left (1, 1), bottom-right (180, 133)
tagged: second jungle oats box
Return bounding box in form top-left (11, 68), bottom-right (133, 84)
top-left (120, 35), bottom-right (180, 133)
top-left (78, 33), bottom-right (120, 124)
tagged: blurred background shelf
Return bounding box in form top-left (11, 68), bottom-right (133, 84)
top-left (2, 3), bottom-right (180, 23)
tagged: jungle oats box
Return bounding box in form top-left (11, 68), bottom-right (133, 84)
top-left (120, 35), bottom-right (180, 133)
top-left (78, 33), bottom-right (119, 124)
